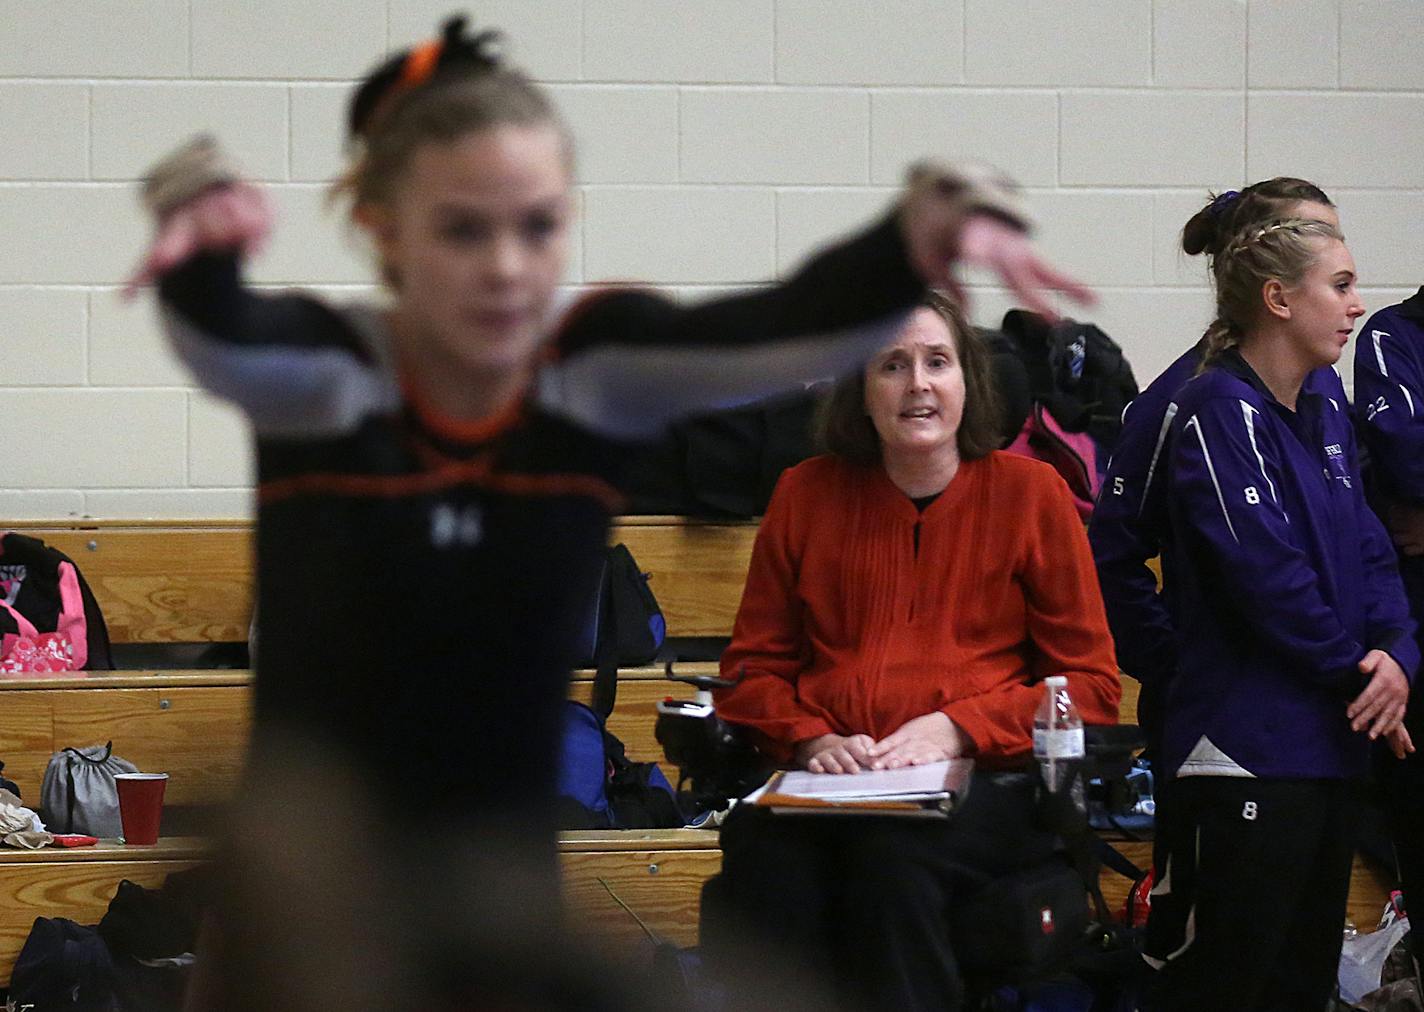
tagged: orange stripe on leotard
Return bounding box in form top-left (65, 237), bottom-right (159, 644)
top-left (401, 379), bottom-right (526, 445)
top-left (258, 459), bottom-right (624, 513)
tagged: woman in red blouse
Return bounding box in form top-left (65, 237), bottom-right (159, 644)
top-left (706, 294), bottom-right (1120, 1011)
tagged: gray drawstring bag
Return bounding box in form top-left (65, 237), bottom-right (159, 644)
top-left (40, 742), bottom-right (138, 837)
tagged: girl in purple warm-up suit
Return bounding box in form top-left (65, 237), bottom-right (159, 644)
top-left (1140, 218), bottom-right (1416, 1012)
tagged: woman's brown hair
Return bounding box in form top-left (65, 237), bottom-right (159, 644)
top-left (818, 291), bottom-right (1002, 465)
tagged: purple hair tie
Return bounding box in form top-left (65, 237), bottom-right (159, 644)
top-left (1208, 190), bottom-right (1241, 218)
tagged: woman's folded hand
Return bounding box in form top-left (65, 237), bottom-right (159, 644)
top-left (795, 733), bottom-right (876, 774)
top-left (866, 712), bottom-right (969, 770)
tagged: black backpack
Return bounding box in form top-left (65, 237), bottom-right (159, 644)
top-left (623, 334), bottom-right (1038, 519)
top-left (9, 917), bottom-right (116, 1011)
top-left (576, 544), bottom-right (665, 712)
top-left (556, 544), bottom-right (682, 830)
top-left (623, 389), bottom-right (824, 518)
top-left (975, 325), bottom-right (1035, 446)
top-left (0, 531), bottom-right (114, 672)
top-left (1000, 309), bottom-right (1140, 452)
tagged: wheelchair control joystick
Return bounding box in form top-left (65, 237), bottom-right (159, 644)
top-left (654, 661), bottom-right (770, 812)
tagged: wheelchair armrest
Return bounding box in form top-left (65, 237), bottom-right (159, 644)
top-left (1084, 723), bottom-right (1146, 758)
top-left (1082, 723), bottom-right (1146, 784)
top-left (654, 704), bottom-right (771, 809)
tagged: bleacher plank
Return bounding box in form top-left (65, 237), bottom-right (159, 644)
top-left (21, 524), bottom-right (254, 645)
top-left (0, 666), bottom-right (688, 806)
top-left (0, 692), bottom-right (55, 807)
top-left (0, 676), bottom-right (252, 806)
top-left (49, 686), bottom-right (252, 807)
top-left (559, 829), bottom-right (721, 949)
top-left (1118, 676), bottom-right (1139, 725)
top-left (613, 518), bottom-right (758, 639)
top-left (0, 661), bottom-right (1137, 809)
top-left (0, 837), bottom-right (213, 986)
top-left (6, 518), bottom-right (759, 645)
top-left (0, 833), bottom-right (722, 986)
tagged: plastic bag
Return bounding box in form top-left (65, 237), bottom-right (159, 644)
top-left (1341, 900), bottom-right (1413, 1004)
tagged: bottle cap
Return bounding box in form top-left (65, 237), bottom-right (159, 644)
top-left (1045, 675), bottom-right (1067, 688)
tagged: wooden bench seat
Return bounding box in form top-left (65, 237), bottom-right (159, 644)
top-left (0, 665), bottom-right (1142, 804)
top-left (9, 517), bottom-right (759, 646)
top-left (0, 672), bottom-right (252, 808)
top-left (0, 830), bottom-right (720, 986)
top-left (0, 838), bottom-right (213, 985)
top-left (0, 659), bottom-right (721, 987)
top-left (0, 831), bottom-right (1391, 988)
top-left (559, 829), bottom-right (722, 950)
top-left (0, 518), bottom-right (1397, 989)
top-left (0, 662), bottom-right (704, 805)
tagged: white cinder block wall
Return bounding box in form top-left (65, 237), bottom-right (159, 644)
top-left (2, 1), bottom-right (1422, 520)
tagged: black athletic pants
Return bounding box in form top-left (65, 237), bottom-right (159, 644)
top-left (1141, 776), bottom-right (1361, 1012)
top-left (702, 771), bottom-right (1059, 1012)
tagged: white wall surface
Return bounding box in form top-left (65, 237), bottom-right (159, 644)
top-left (1, 1), bottom-right (1421, 519)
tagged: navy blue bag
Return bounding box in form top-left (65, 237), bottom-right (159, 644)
top-left (552, 543), bottom-right (674, 825)
top-left (558, 548), bottom-right (679, 828)
top-left (9, 916), bottom-right (115, 1011)
top-left (575, 545), bottom-right (665, 706)
top-left (558, 702), bottom-right (615, 827)
top-left (556, 702), bottom-right (682, 829)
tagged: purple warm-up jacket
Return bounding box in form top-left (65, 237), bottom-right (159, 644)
top-left (1155, 350), bottom-right (1417, 781)
top-left (1355, 289), bottom-right (1424, 503)
top-left (1354, 288), bottom-right (1424, 617)
top-left (1089, 344), bottom-right (1348, 695)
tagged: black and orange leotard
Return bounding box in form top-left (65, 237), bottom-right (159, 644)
top-left (156, 214), bottom-right (924, 825)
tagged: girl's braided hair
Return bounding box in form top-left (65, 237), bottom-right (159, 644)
top-left (1200, 217), bottom-right (1345, 365)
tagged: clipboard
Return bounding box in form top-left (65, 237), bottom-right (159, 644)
top-left (752, 758), bottom-right (974, 818)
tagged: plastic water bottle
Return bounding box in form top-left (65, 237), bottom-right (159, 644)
top-left (1033, 675), bottom-right (1084, 794)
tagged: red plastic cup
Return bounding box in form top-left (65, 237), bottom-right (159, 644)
top-left (115, 773), bottom-right (168, 845)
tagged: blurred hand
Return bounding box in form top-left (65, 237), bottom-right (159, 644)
top-left (795, 733), bottom-right (876, 774)
top-left (1348, 650), bottom-right (1411, 740)
top-left (125, 181), bottom-right (272, 297)
top-left (865, 711), bottom-right (969, 770)
top-left (899, 195), bottom-right (1093, 322)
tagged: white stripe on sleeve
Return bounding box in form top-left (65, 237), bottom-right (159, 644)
top-left (1239, 401), bottom-right (1280, 506)
top-left (1138, 402), bottom-right (1178, 519)
top-left (1374, 329), bottom-right (1391, 378)
top-left (1184, 414), bottom-right (1239, 544)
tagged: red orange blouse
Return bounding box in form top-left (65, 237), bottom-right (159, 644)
top-left (716, 451), bottom-right (1121, 764)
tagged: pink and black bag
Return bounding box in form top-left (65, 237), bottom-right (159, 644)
top-left (1006, 404), bottom-right (1101, 521)
top-left (0, 532), bottom-right (113, 673)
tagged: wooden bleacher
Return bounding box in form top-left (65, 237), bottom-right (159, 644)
top-left (0, 517), bottom-right (755, 984)
top-left (0, 519), bottom-right (1397, 985)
